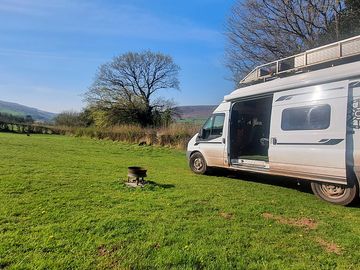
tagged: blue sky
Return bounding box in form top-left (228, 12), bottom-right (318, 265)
top-left (0, 0), bottom-right (235, 113)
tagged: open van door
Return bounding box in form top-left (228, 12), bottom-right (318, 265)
top-left (269, 80), bottom-right (349, 184)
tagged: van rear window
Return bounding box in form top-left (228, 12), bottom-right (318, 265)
top-left (281, 104), bottom-right (331, 131)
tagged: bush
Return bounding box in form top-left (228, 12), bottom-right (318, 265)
top-left (157, 123), bottom-right (200, 149)
top-left (52, 123), bottom-right (201, 149)
top-left (54, 110), bottom-right (94, 127)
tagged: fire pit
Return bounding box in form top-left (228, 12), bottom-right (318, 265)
top-left (127, 166), bottom-right (147, 186)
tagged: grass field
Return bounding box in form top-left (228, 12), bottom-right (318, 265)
top-left (1, 133), bottom-right (360, 269)
top-left (176, 117), bottom-right (207, 125)
top-left (0, 109), bottom-right (23, 116)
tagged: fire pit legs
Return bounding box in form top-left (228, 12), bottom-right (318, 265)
top-left (126, 166), bottom-right (147, 187)
top-left (127, 176), bottom-right (144, 185)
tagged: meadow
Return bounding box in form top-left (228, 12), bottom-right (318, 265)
top-left (1, 133), bottom-right (360, 269)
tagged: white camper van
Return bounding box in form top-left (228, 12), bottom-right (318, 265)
top-left (187, 35), bottom-right (360, 205)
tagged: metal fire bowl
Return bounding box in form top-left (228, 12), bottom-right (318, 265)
top-left (128, 166), bottom-right (147, 178)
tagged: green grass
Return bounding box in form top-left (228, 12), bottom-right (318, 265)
top-left (0, 109), bottom-right (23, 116)
top-left (1, 133), bottom-right (360, 269)
top-left (176, 117), bottom-right (207, 125)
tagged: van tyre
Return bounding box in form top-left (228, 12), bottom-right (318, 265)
top-left (311, 181), bottom-right (359, 206)
top-left (189, 152), bottom-right (208, 174)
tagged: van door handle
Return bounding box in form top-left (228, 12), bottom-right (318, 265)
top-left (222, 138), bottom-right (226, 144)
top-left (271, 137), bottom-right (277, 145)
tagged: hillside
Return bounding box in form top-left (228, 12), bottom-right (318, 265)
top-left (175, 105), bottom-right (217, 120)
top-left (0, 102), bottom-right (216, 123)
top-left (0, 100), bottom-right (55, 122)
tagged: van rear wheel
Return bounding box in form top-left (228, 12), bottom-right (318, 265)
top-left (311, 181), bottom-right (358, 206)
top-left (189, 152), bottom-right (208, 174)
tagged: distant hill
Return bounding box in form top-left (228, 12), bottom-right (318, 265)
top-left (0, 101), bottom-right (216, 123)
top-left (175, 105), bottom-right (217, 121)
top-left (0, 100), bottom-right (56, 122)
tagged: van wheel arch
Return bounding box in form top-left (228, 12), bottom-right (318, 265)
top-left (355, 172), bottom-right (360, 197)
top-left (310, 178), bottom-right (359, 206)
top-left (189, 151), bottom-right (209, 174)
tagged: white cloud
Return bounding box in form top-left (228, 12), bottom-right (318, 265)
top-left (0, 48), bottom-right (105, 62)
top-left (0, 0), bottom-right (221, 43)
top-left (0, 0), bottom-right (63, 16)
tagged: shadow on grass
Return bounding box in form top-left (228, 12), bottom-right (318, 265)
top-left (209, 168), bottom-right (313, 195)
top-left (209, 168), bottom-right (360, 207)
top-left (146, 180), bottom-right (175, 189)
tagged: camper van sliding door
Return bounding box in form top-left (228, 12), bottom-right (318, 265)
top-left (269, 80), bottom-right (349, 184)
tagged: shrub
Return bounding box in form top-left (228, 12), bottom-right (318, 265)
top-left (52, 123), bottom-right (200, 149)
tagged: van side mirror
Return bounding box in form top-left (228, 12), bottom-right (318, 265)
top-left (198, 129), bottom-right (204, 139)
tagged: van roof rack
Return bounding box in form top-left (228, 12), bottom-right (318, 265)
top-left (240, 35), bottom-right (360, 85)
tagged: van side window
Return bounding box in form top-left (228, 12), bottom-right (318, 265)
top-left (281, 105), bottom-right (331, 131)
top-left (201, 114), bottom-right (225, 140)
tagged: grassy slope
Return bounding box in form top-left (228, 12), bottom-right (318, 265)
top-left (0, 109), bottom-right (23, 116)
top-left (0, 100), bottom-right (55, 121)
top-left (0, 133), bottom-right (360, 269)
top-left (176, 117), bottom-right (207, 125)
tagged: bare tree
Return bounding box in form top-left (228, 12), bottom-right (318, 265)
top-left (85, 51), bottom-right (180, 126)
top-left (225, 0), bottom-right (348, 85)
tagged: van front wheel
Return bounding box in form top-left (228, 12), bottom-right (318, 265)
top-left (189, 152), bottom-right (208, 174)
top-left (311, 181), bottom-right (358, 206)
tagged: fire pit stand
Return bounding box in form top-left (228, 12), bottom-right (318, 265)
top-left (126, 166), bottom-right (147, 186)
